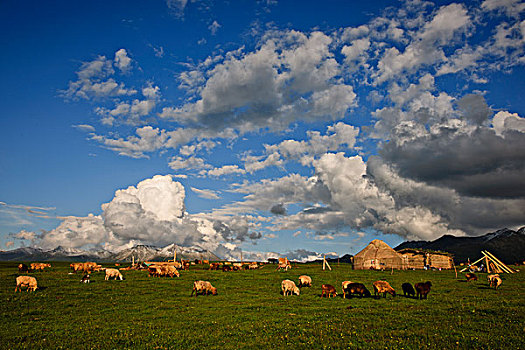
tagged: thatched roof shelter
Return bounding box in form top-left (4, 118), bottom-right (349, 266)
top-left (353, 239), bottom-right (406, 270)
top-left (397, 249), bottom-right (454, 270)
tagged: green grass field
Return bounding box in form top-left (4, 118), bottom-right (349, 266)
top-left (1, 262), bottom-right (524, 349)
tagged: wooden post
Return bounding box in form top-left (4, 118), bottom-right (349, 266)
top-left (454, 263), bottom-right (457, 279)
top-left (132, 255), bottom-right (135, 266)
top-left (322, 255), bottom-right (332, 271)
top-left (484, 256), bottom-right (490, 273)
top-left (173, 246), bottom-right (177, 262)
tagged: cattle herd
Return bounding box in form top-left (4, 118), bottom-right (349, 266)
top-left (12, 261), bottom-right (504, 298)
top-left (281, 276), bottom-right (435, 300)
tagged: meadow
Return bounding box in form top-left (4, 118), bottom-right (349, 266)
top-left (1, 261), bottom-right (524, 349)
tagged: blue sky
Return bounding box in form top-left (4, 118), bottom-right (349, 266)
top-left (1, 0), bottom-right (524, 261)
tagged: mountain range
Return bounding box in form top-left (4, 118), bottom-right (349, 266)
top-left (395, 227), bottom-right (525, 264)
top-left (2, 227), bottom-right (524, 264)
top-left (0, 244), bottom-right (220, 263)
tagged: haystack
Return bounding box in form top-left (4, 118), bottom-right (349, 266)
top-left (353, 239), bottom-right (406, 270)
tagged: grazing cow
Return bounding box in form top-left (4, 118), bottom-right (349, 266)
top-left (203, 260), bottom-right (210, 265)
top-left (248, 262), bottom-right (259, 270)
top-left (402, 283), bottom-right (416, 298)
top-left (70, 263), bottom-right (83, 273)
top-left (82, 262), bottom-right (98, 273)
top-left (414, 281), bottom-right (432, 299)
top-left (276, 258), bottom-right (291, 271)
top-left (80, 274), bottom-right (91, 283)
top-left (465, 273), bottom-right (478, 282)
top-left (343, 282), bottom-right (371, 298)
top-left (182, 262), bottom-right (190, 271)
top-left (487, 274), bottom-right (502, 289)
top-left (209, 263), bottom-right (221, 270)
top-left (105, 268), bottom-right (124, 281)
top-left (18, 263), bottom-right (29, 273)
top-left (341, 281), bottom-right (353, 298)
top-left (281, 279), bottom-right (300, 296)
top-left (15, 276), bottom-right (37, 292)
top-left (148, 265), bottom-right (162, 277)
top-left (163, 265), bottom-right (180, 278)
top-left (373, 281), bottom-right (396, 298)
top-left (191, 280), bottom-right (217, 297)
top-left (222, 265), bottom-right (232, 272)
top-left (298, 275), bottom-right (312, 288)
top-left (30, 263), bottom-right (51, 271)
top-left (321, 284), bottom-right (337, 298)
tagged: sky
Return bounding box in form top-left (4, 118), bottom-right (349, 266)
top-left (1, 0), bottom-right (524, 261)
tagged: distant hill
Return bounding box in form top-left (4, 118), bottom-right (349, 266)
top-left (0, 244), bottom-right (220, 262)
top-left (395, 227), bottom-right (525, 264)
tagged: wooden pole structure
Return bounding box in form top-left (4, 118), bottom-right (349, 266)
top-left (322, 255), bottom-right (332, 271)
top-left (483, 251), bottom-right (514, 273)
top-left (173, 246), bottom-right (177, 262)
top-left (484, 256), bottom-right (490, 273)
top-left (459, 256), bottom-right (485, 272)
top-left (454, 263), bottom-right (457, 279)
top-left (132, 255), bottom-right (135, 266)
top-left (482, 251), bottom-right (505, 273)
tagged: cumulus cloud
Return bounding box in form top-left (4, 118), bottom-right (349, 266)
top-left (20, 175), bottom-right (263, 256)
top-left (245, 122), bottom-right (359, 172)
top-left (492, 111), bottom-right (525, 136)
top-left (161, 30), bottom-right (356, 134)
top-left (373, 3), bottom-right (471, 84)
top-left (114, 49), bottom-right (132, 72)
top-left (62, 53), bottom-right (136, 100)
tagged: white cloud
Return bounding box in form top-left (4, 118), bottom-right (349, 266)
top-left (28, 175), bottom-right (263, 254)
top-left (246, 122), bottom-right (359, 172)
top-left (373, 3), bottom-right (470, 84)
top-left (73, 124), bottom-right (96, 132)
top-left (204, 165), bottom-right (247, 177)
top-left (114, 49), bottom-right (132, 72)
top-left (482, 0), bottom-right (525, 17)
top-left (492, 111), bottom-right (525, 136)
top-left (169, 156), bottom-right (211, 170)
top-left (14, 230), bottom-right (37, 241)
top-left (62, 53), bottom-right (136, 100)
top-left (191, 187), bottom-right (220, 200)
top-left (162, 30), bottom-right (356, 134)
top-left (208, 20), bottom-right (221, 35)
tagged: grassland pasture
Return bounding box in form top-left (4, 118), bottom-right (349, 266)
top-left (1, 262), bottom-right (524, 349)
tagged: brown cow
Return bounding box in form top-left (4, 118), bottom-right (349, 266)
top-left (321, 284), bottom-right (337, 298)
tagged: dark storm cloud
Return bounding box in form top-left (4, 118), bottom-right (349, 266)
top-left (270, 203), bottom-right (287, 216)
top-left (380, 128), bottom-right (525, 198)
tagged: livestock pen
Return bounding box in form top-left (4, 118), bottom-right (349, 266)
top-left (1, 261), bottom-right (524, 349)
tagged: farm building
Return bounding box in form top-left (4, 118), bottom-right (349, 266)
top-left (353, 239), bottom-right (406, 270)
top-left (397, 249), bottom-right (454, 269)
